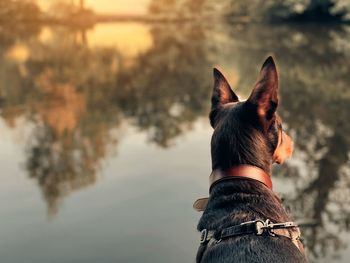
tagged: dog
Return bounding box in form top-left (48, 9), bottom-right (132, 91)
top-left (193, 57), bottom-right (307, 263)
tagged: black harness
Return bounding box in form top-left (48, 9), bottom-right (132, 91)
top-left (200, 219), bottom-right (300, 244)
top-left (198, 219), bottom-right (301, 262)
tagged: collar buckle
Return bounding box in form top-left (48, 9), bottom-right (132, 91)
top-left (255, 220), bottom-right (266, 235)
top-left (255, 219), bottom-right (298, 236)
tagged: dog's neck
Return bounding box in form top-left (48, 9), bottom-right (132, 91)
top-left (193, 165), bottom-right (273, 212)
top-left (197, 175), bottom-right (290, 230)
top-left (210, 165), bottom-right (273, 191)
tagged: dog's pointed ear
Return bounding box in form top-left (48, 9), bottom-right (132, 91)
top-left (247, 56), bottom-right (279, 128)
top-left (212, 68), bottom-right (238, 107)
top-left (210, 68), bottom-right (239, 127)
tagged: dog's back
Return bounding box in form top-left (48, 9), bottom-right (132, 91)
top-left (195, 57), bottom-right (307, 262)
top-left (197, 181), bottom-right (307, 263)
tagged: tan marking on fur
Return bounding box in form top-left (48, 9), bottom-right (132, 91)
top-left (273, 131), bottom-right (294, 164)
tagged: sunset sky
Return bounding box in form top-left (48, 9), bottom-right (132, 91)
top-left (38, 0), bottom-right (150, 14)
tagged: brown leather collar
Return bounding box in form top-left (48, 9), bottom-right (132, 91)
top-left (210, 165), bottom-right (272, 191)
top-left (193, 165), bottom-right (272, 212)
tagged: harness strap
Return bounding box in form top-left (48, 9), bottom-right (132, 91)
top-left (200, 219), bottom-right (300, 245)
top-left (221, 221), bottom-right (259, 239)
top-left (197, 219), bottom-right (303, 262)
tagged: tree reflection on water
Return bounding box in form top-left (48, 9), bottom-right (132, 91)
top-left (0, 22), bottom-right (213, 214)
top-left (0, 18), bottom-right (350, 261)
top-left (114, 24), bottom-right (212, 146)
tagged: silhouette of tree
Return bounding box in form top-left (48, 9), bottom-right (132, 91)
top-left (148, 0), bottom-right (210, 19)
top-left (217, 0), bottom-right (350, 22)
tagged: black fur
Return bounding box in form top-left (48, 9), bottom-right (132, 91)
top-left (210, 102), bottom-right (278, 172)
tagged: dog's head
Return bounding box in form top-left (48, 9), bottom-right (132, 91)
top-left (209, 57), bottom-right (293, 172)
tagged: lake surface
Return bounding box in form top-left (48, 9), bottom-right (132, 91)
top-left (1, 21), bottom-right (350, 263)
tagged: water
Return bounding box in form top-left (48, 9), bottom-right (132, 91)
top-left (0, 21), bottom-right (350, 263)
